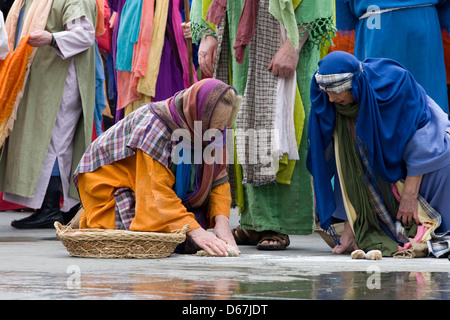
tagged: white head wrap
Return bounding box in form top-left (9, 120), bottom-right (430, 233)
top-left (314, 62), bottom-right (364, 93)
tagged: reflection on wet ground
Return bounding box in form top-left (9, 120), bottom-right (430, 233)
top-left (1, 270), bottom-right (449, 300)
top-left (1, 212), bottom-right (449, 301)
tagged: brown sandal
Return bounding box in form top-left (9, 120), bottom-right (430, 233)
top-left (256, 231), bottom-right (290, 250)
top-left (232, 226), bottom-right (262, 245)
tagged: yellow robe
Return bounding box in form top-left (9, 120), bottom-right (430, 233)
top-left (77, 149), bottom-right (231, 233)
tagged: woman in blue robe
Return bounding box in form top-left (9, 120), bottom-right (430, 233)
top-left (307, 51), bottom-right (450, 257)
top-left (335, 0), bottom-right (450, 113)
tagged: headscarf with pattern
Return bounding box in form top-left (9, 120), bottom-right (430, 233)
top-left (150, 79), bottom-right (237, 225)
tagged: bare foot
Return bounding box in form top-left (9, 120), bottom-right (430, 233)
top-left (332, 221), bottom-right (359, 254)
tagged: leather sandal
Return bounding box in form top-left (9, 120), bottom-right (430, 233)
top-left (256, 231), bottom-right (290, 250)
top-left (232, 225), bottom-right (262, 245)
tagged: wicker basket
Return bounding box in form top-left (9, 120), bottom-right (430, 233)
top-left (54, 222), bottom-right (189, 259)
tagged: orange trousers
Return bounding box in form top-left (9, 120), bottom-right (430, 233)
top-left (77, 149), bottom-right (231, 232)
top-left (78, 149), bottom-right (201, 232)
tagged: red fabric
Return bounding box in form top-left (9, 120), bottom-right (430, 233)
top-left (0, 192), bottom-right (27, 211)
top-left (207, 0), bottom-right (260, 64)
top-left (205, 0), bottom-right (228, 26)
top-left (96, 1), bottom-right (112, 52)
top-left (328, 30), bottom-right (355, 55)
top-left (232, 0), bottom-right (259, 64)
top-left (441, 30), bottom-right (450, 85)
top-left (92, 121), bottom-right (98, 141)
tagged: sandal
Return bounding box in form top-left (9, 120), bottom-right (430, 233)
top-left (256, 231), bottom-right (290, 251)
top-left (232, 225), bottom-right (262, 245)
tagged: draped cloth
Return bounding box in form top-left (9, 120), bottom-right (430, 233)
top-left (136, 0), bottom-right (169, 98)
top-left (0, 0), bottom-right (53, 148)
top-left (192, 0), bottom-right (334, 235)
top-left (172, 0), bottom-right (198, 89)
top-left (114, 0), bottom-right (154, 110)
top-left (115, 0), bottom-right (143, 72)
top-left (205, 0), bottom-right (227, 26)
top-left (131, 0), bottom-right (199, 103)
top-left (0, 36), bottom-right (32, 147)
top-left (0, 12), bottom-right (9, 59)
top-left (231, 0), bottom-right (259, 64)
top-left (5, 0), bottom-right (53, 49)
top-left (307, 51), bottom-right (431, 230)
top-left (207, 0), bottom-right (302, 64)
top-left (94, 0), bottom-right (105, 37)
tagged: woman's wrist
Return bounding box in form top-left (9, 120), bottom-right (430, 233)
top-left (214, 214), bottom-right (229, 226)
top-left (403, 175), bottom-right (423, 198)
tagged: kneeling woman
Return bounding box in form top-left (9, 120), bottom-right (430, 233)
top-left (307, 51), bottom-right (450, 257)
top-left (73, 79), bottom-right (242, 256)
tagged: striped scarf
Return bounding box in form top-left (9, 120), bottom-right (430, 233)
top-left (335, 102), bottom-right (400, 256)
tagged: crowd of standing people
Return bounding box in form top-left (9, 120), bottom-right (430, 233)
top-left (0, 0), bottom-right (449, 259)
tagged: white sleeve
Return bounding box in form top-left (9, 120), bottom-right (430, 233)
top-left (52, 16), bottom-right (95, 60)
top-left (0, 12), bottom-right (10, 60)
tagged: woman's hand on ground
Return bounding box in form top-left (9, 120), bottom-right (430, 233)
top-left (213, 215), bottom-right (240, 254)
top-left (187, 227), bottom-right (230, 256)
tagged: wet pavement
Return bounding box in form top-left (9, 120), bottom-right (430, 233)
top-left (0, 210), bottom-right (449, 301)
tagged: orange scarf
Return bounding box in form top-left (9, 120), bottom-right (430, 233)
top-left (0, 0), bottom-right (53, 147)
top-left (0, 36), bottom-right (32, 147)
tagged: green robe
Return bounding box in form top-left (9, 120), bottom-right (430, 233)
top-left (192, 0), bottom-right (335, 235)
top-left (0, 0), bottom-right (96, 202)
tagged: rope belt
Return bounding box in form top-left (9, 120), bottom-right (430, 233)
top-left (359, 4), bottom-right (433, 20)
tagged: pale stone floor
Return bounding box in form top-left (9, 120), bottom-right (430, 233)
top-left (0, 210), bottom-right (449, 301)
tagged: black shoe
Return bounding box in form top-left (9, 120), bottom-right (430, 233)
top-left (11, 190), bottom-right (63, 229)
top-left (10, 210), bottom-right (39, 224)
top-left (11, 209), bottom-right (64, 229)
top-left (62, 203), bottom-right (81, 225)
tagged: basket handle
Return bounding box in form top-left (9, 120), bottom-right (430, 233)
top-left (173, 224), bottom-right (190, 235)
top-left (54, 221), bottom-right (73, 234)
top-left (181, 224), bottom-right (190, 234)
top-left (54, 221), bottom-right (63, 232)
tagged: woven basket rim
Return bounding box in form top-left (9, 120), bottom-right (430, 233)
top-left (54, 222), bottom-right (189, 242)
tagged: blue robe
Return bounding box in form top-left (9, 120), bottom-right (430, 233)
top-left (336, 0), bottom-right (450, 113)
top-left (405, 97), bottom-right (450, 233)
top-left (332, 98), bottom-right (450, 238)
